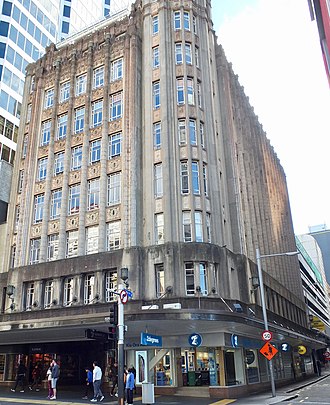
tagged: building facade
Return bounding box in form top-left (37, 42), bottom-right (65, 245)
top-left (0, 0), bottom-right (325, 397)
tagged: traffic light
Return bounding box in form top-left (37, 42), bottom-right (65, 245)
top-left (109, 302), bottom-right (118, 325)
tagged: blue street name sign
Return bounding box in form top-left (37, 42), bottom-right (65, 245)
top-left (140, 332), bottom-right (162, 347)
top-left (126, 289), bottom-right (133, 298)
top-left (189, 333), bottom-right (203, 347)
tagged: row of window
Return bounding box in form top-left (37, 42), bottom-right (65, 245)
top-left (23, 271), bottom-right (117, 310)
top-left (151, 42), bottom-right (200, 69)
top-left (0, 141), bottom-right (15, 164)
top-left (43, 59), bottom-right (123, 108)
top-left (9, 22), bottom-right (44, 62)
top-left (4, 43), bottom-right (29, 75)
top-left (2, 65), bottom-right (25, 97)
top-left (152, 10), bottom-right (198, 36)
top-left (0, 115), bottom-right (18, 142)
top-left (0, 89), bottom-right (21, 119)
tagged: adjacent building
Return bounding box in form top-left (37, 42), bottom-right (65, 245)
top-left (0, 0), bottom-right (326, 398)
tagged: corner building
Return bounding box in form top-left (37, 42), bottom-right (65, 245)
top-left (0, 0), bottom-right (326, 398)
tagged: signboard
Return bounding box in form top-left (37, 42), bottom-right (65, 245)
top-left (280, 343), bottom-right (291, 352)
top-left (120, 289), bottom-right (128, 304)
top-left (188, 333), bottom-right (203, 347)
top-left (140, 332), bottom-right (162, 347)
top-left (297, 345), bottom-right (307, 355)
top-left (310, 316), bottom-right (325, 332)
top-left (126, 289), bottom-right (133, 298)
top-left (231, 334), bottom-right (238, 348)
top-left (260, 342), bottom-right (278, 360)
top-left (85, 329), bottom-right (111, 341)
top-left (262, 330), bottom-right (273, 342)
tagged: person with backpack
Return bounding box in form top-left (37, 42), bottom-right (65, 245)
top-left (50, 359), bottom-right (60, 400)
top-left (82, 366), bottom-right (93, 399)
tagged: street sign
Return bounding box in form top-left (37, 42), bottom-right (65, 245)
top-left (297, 345), bottom-right (307, 355)
top-left (126, 289), bottom-right (133, 298)
top-left (262, 330), bottom-right (273, 342)
top-left (188, 333), bottom-right (203, 347)
top-left (85, 329), bottom-right (112, 341)
top-left (140, 332), bottom-right (162, 347)
top-left (260, 342), bottom-right (278, 360)
top-left (280, 343), bottom-right (291, 352)
top-left (120, 289), bottom-right (128, 304)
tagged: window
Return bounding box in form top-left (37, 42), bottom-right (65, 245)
top-left (40, 120), bottom-right (51, 146)
top-left (185, 262), bottom-right (194, 295)
top-left (14, 205), bottom-right (20, 231)
top-left (206, 213), bottom-right (211, 243)
top-left (60, 81), bottom-right (70, 102)
top-left (109, 92), bottom-right (122, 121)
top-left (195, 46), bottom-right (200, 68)
top-left (93, 66), bottom-right (104, 89)
top-left (91, 99), bottom-right (103, 128)
top-left (84, 274), bottom-right (95, 304)
top-left (183, 11), bottom-right (190, 31)
top-left (63, 277), bottom-right (74, 306)
top-left (26, 104), bottom-right (32, 122)
top-left (152, 15), bottom-right (159, 35)
top-left (57, 114), bottom-right (67, 140)
top-left (178, 119), bottom-right (186, 145)
top-left (44, 280), bottom-right (54, 308)
top-left (108, 133), bottom-right (122, 158)
top-left (195, 211), bottom-right (203, 242)
top-left (197, 81), bottom-right (202, 108)
top-left (88, 178), bottom-right (100, 211)
top-left (10, 245), bottom-right (16, 268)
top-left (76, 73), bottom-right (87, 96)
top-left (37, 157), bottom-right (48, 181)
top-left (185, 43), bottom-right (192, 64)
top-left (18, 170), bottom-right (24, 192)
top-left (200, 122), bottom-right (205, 148)
top-left (203, 163), bottom-right (208, 196)
top-left (189, 119), bottom-right (197, 145)
top-left (68, 184), bottom-right (80, 215)
top-left (192, 161), bottom-right (200, 194)
top-left (193, 15), bottom-right (197, 34)
top-left (26, 282), bottom-right (35, 310)
top-left (47, 233), bottom-right (59, 261)
top-left (110, 58), bottom-right (123, 82)
top-left (22, 136), bottom-right (28, 158)
top-left (183, 211), bottom-right (192, 242)
top-left (90, 139), bottom-right (101, 164)
top-left (74, 107), bottom-right (85, 134)
top-left (155, 213), bottom-right (164, 245)
top-left (54, 152), bottom-right (64, 175)
top-left (187, 77), bottom-right (194, 105)
top-left (152, 47), bottom-right (159, 69)
top-left (44, 88), bottom-right (54, 109)
top-left (86, 225), bottom-right (99, 254)
top-left (155, 264), bottom-right (165, 298)
top-left (105, 270), bottom-right (118, 302)
top-left (71, 145), bottom-right (82, 170)
top-left (66, 230), bottom-right (78, 257)
top-left (153, 82), bottom-right (160, 109)
top-left (29, 238), bottom-right (40, 264)
top-left (177, 78), bottom-right (184, 105)
top-left (153, 122), bottom-right (161, 149)
top-left (180, 161), bottom-right (189, 194)
top-left (154, 163), bottom-right (163, 198)
top-left (106, 221), bottom-right (121, 251)
top-left (199, 262), bottom-right (208, 295)
top-left (50, 189), bottom-right (62, 219)
top-left (34, 194), bottom-right (44, 223)
top-left (175, 43), bottom-right (183, 65)
top-left (107, 172), bottom-right (121, 205)
top-left (174, 11), bottom-right (181, 30)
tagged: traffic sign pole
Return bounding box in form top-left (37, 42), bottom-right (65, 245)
top-left (117, 283), bottom-right (125, 405)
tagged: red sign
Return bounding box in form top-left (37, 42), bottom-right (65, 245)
top-left (262, 330), bottom-right (273, 342)
top-left (324, 351), bottom-right (330, 360)
top-left (260, 342), bottom-right (278, 361)
top-left (120, 289), bottom-right (128, 304)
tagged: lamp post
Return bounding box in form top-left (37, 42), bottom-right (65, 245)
top-left (118, 267), bottom-right (128, 405)
top-left (255, 247), bottom-right (299, 398)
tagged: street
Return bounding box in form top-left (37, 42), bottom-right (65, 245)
top-left (287, 377), bottom-right (330, 404)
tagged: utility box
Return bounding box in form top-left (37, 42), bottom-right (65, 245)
top-left (142, 382), bottom-right (155, 404)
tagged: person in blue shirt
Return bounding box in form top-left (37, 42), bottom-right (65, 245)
top-left (82, 367), bottom-right (93, 399)
top-left (125, 368), bottom-right (135, 405)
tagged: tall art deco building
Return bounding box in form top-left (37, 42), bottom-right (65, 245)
top-left (0, 0), bottom-right (326, 398)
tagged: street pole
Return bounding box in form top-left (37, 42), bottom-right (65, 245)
top-left (256, 247), bottom-right (276, 398)
top-left (117, 282), bottom-right (125, 405)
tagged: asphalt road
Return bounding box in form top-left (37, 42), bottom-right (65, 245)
top-left (287, 377), bottom-right (330, 404)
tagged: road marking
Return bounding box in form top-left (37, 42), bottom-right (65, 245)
top-left (209, 400), bottom-right (236, 405)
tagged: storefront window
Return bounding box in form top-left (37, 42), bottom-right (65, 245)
top-left (155, 351), bottom-right (172, 386)
top-left (0, 354), bottom-right (5, 381)
top-left (245, 349), bottom-right (260, 383)
top-left (224, 349), bottom-right (245, 386)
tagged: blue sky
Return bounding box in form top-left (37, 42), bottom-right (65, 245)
top-left (211, 0), bottom-right (330, 235)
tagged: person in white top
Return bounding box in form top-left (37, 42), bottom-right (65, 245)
top-left (90, 361), bottom-right (104, 402)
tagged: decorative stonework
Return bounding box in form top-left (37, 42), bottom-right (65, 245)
top-left (182, 196), bottom-right (190, 210)
top-left (188, 106), bottom-right (197, 118)
top-left (154, 150), bottom-right (162, 162)
top-left (90, 127), bottom-right (102, 140)
top-left (58, 103), bottom-right (69, 115)
top-left (202, 150), bottom-right (208, 162)
top-left (180, 146), bottom-right (188, 159)
top-left (192, 147), bottom-right (198, 159)
top-left (174, 31), bottom-right (182, 42)
top-left (54, 140), bottom-right (66, 152)
top-left (155, 199), bottom-right (163, 213)
top-left (31, 224), bottom-right (42, 238)
top-left (88, 163), bottom-right (101, 179)
top-left (195, 196), bottom-right (202, 209)
top-left (110, 80), bottom-right (123, 93)
top-left (35, 181), bottom-right (46, 193)
top-left (71, 134), bottom-right (83, 147)
top-left (186, 66), bottom-right (194, 77)
top-left (75, 95), bottom-right (86, 108)
top-left (66, 215), bottom-right (79, 230)
top-left (48, 220), bottom-right (60, 234)
top-left (12, 234), bottom-right (17, 244)
top-left (42, 108), bottom-right (53, 121)
top-left (152, 70), bottom-right (160, 81)
top-left (92, 88), bottom-right (104, 101)
top-left (86, 210), bottom-right (99, 226)
top-left (106, 206), bottom-right (120, 222)
top-left (52, 175), bottom-right (63, 189)
top-left (38, 146), bottom-right (49, 158)
top-left (69, 171), bottom-right (81, 184)
top-left (177, 106), bottom-right (185, 118)
top-left (17, 194), bottom-right (21, 205)
top-left (107, 159), bottom-right (121, 173)
top-left (108, 120), bottom-right (122, 133)
top-left (153, 110), bottom-right (160, 122)
top-left (185, 32), bottom-right (192, 43)
top-left (176, 65), bottom-right (184, 76)
top-left (205, 199), bottom-right (211, 212)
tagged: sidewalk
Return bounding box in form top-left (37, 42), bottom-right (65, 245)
top-left (0, 373), bottom-right (329, 405)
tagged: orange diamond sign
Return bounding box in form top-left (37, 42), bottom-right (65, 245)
top-left (260, 342), bottom-right (278, 360)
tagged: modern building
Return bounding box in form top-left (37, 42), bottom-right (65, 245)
top-left (308, 225), bottom-right (330, 284)
top-left (0, 0), bottom-right (326, 398)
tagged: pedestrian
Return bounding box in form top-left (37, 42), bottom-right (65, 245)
top-left (11, 361), bottom-right (27, 393)
top-left (90, 361), bottom-right (104, 402)
top-left (316, 359), bottom-right (322, 376)
top-left (125, 367), bottom-right (135, 405)
top-left (29, 362), bottom-right (42, 391)
top-left (109, 362), bottom-right (118, 397)
top-left (50, 359), bottom-right (60, 400)
top-left (46, 365), bottom-right (53, 399)
top-left (82, 367), bottom-right (93, 399)
top-left (130, 365), bottom-right (136, 394)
